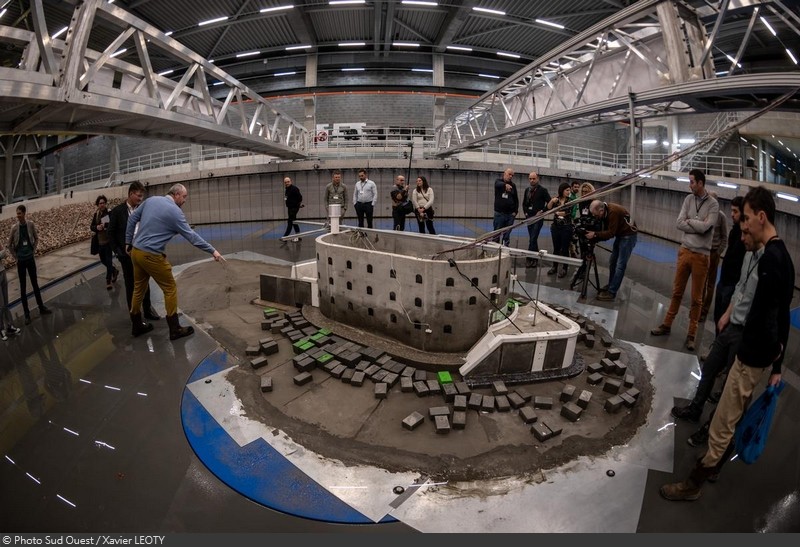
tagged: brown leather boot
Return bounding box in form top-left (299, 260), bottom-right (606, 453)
top-left (166, 314), bottom-right (194, 341)
top-left (130, 312), bottom-right (154, 337)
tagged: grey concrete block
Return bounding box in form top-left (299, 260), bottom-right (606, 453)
top-left (546, 422), bottom-right (563, 437)
top-left (442, 383), bottom-right (458, 402)
top-left (371, 370), bottom-right (388, 383)
top-left (605, 347), bottom-right (622, 361)
top-left (533, 396), bottom-right (553, 409)
top-left (561, 402), bottom-right (583, 422)
top-left (401, 366), bottom-right (416, 378)
top-left (414, 370), bottom-right (428, 382)
top-left (515, 388), bottom-right (533, 402)
top-left (519, 406), bottom-right (538, 424)
top-left (601, 358), bottom-right (616, 373)
top-left (625, 387), bottom-right (641, 400)
top-left (350, 371), bottom-right (366, 387)
top-left (293, 372), bottom-right (312, 386)
top-left (260, 376), bottom-right (273, 393)
top-left (604, 395), bottom-right (624, 413)
top-left (294, 357), bottom-right (315, 373)
top-left (577, 390), bottom-right (592, 409)
top-left (495, 394), bottom-right (511, 412)
top-left (261, 321), bottom-right (271, 331)
top-left (481, 395), bottom-right (495, 412)
top-left (374, 383), bottom-right (388, 399)
top-left (260, 340), bottom-right (279, 356)
top-left (435, 415), bottom-right (450, 434)
top-left (560, 384), bottom-right (576, 402)
top-left (603, 378), bottom-right (622, 394)
top-left (577, 329), bottom-right (587, 342)
top-left (330, 364), bottom-right (347, 379)
top-left (453, 394), bottom-right (467, 411)
top-left (376, 354), bottom-right (392, 365)
top-left (492, 380), bottom-right (509, 396)
top-left (587, 372), bottom-right (603, 385)
top-left (400, 376), bottom-right (414, 392)
top-left (426, 379), bottom-right (441, 395)
top-left (584, 334), bottom-right (595, 348)
top-left (258, 336), bottom-right (274, 347)
top-left (467, 392), bottom-right (483, 410)
top-left (413, 381), bottom-right (430, 397)
top-left (402, 411), bottom-right (424, 431)
top-left (587, 362), bottom-right (604, 374)
top-left (620, 392), bottom-right (637, 408)
top-left (356, 360), bottom-right (371, 372)
top-left (601, 336), bottom-right (613, 348)
top-left (429, 406), bottom-right (450, 420)
top-left (507, 392), bottom-right (525, 409)
top-left (624, 374), bottom-right (635, 388)
top-left (586, 324), bottom-right (596, 335)
top-left (383, 372), bottom-right (399, 387)
top-left (341, 368), bottom-right (355, 384)
top-left (245, 346), bottom-right (261, 356)
top-left (452, 410), bottom-right (466, 429)
top-left (250, 356), bottom-right (268, 370)
top-left (531, 422), bottom-right (552, 441)
top-left (454, 381), bottom-right (471, 395)
top-left (364, 364), bottom-right (382, 377)
top-left (615, 362), bottom-right (628, 376)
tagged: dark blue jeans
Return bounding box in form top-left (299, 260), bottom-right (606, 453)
top-left (16, 257), bottom-right (44, 317)
top-left (493, 212), bottom-right (515, 246)
top-left (526, 218), bottom-right (544, 252)
top-left (607, 232), bottom-right (637, 296)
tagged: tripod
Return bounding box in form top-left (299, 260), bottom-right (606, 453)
top-left (570, 245), bottom-right (600, 300)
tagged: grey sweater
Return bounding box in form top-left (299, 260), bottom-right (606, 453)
top-left (676, 192), bottom-right (719, 254)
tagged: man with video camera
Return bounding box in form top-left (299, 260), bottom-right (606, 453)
top-left (585, 200), bottom-right (638, 302)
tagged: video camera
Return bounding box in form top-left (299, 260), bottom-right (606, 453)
top-left (572, 211), bottom-right (603, 258)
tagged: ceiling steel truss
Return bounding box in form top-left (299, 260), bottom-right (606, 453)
top-left (0, 0), bottom-right (308, 158)
top-left (434, 0), bottom-right (800, 156)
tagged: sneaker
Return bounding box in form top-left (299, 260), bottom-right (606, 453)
top-left (0, 329), bottom-right (7, 341)
top-left (40, 307), bottom-right (52, 315)
top-left (107, 282), bottom-right (113, 290)
top-left (596, 290), bottom-right (616, 301)
top-left (659, 481), bottom-right (702, 501)
top-left (292, 237), bottom-right (300, 242)
top-left (7, 325), bottom-right (21, 336)
top-left (671, 405), bottom-right (701, 423)
top-left (685, 336), bottom-right (696, 351)
top-left (687, 427), bottom-right (709, 447)
top-left (699, 349), bottom-right (710, 362)
top-left (650, 324), bottom-right (671, 336)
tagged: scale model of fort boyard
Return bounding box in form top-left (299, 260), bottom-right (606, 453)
top-left (305, 224), bottom-right (583, 387)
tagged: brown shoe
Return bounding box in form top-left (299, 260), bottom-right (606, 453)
top-left (685, 337), bottom-right (696, 351)
top-left (660, 480), bottom-right (702, 501)
top-left (596, 290), bottom-right (615, 301)
top-left (650, 324), bottom-right (671, 336)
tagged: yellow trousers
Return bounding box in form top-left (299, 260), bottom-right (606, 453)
top-left (131, 248), bottom-right (178, 316)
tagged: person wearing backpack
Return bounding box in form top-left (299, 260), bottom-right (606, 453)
top-left (390, 175), bottom-right (411, 231)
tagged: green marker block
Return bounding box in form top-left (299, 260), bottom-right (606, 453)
top-left (317, 353), bottom-right (334, 364)
top-left (437, 371), bottom-right (453, 385)
top-left (318, 328), bottom-right (332, 336)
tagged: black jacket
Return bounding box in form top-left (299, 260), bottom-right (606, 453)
top-left (285, 184), bottom-right (303, 209)
top-left (107, 202), bottom-right (130, 257)
top-left (718, 223), bottom-right (745, 287)
top-left (493, 178), bottom-right (519, 214)
top-left (522, 184), bottom-right (551, 218)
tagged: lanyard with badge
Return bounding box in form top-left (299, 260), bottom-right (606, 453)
top-left (736, 253), bottom-right (760, 306)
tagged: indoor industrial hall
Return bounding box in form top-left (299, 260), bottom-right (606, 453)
top-left (1, 0), bottom-right (800, 535)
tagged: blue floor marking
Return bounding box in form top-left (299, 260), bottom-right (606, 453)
top-left (631, 239), bottom-right (677, 264)
top-left (182, 350), bottom-right (393, 524)
top-left (791, 307), bottom-right (800, 330)
top-left (194, 223), bottom-right (259, 240)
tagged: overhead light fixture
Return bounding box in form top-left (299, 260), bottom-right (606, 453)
top-left (164, 30), bottom-right (173, 36)
top-left (212, 81), bottom-right (225, 86)
top-left (342, 67), bottom-right (364, 71)
top-left (677, 177), bottom-right (690, 182)
top-left (158, 69), bottom-right (174, 76)
top-left (261, 5), bottom-right (294, 13)
top-left (52, 26), bottom-right (69, 39)
top-left (339, 42), bottom-right (366, 47)
top-left (392, 42), bottom-right (419, 47)
top-left (329, 0), bottom-right (365, 4)
top-left (110, 48), bottom-right (127, 58)
top-left (715, 70), bottom-right (729, 76)
top-left (286, 44), bottom-right (312, 50)
top-left (535, 18), bottom-right (564, 30)
top-left (779, 140), bottom-right (784, 146)
top-left (725, 53), bottom-right (742, 68)
top-left (716, 182), bottom-right (738, 189)
top-left (198, 16), bottom-right (228, 26)
top-left (642, 139), bottom-right (657, 145)
top-left (787, 48), bottom-right (798, 65)
top-left (402, 1), bottom-right (438, 5)
top-left (0, 8), bottom-right (6, 19)
top-left (776, 192), bottom-right (799, 202)
top-left (208, 59), bottom-right (215, 63)
top-left (497, 51), bottom-right (520, 59)
top-left (446, 45), bottom-right (472, 52)
top-left (662, 140), bottom-right (670, 146)
top-left (412, 68), bottom-right (433, 72)
top-left (759, 16), bottom-right (777, 36)
top-left (479, 73), bottom-right (500, 79)
top-left (678, 138), bottom-right (695, 144)
top-left (472, 7), bottom-right (505, 16)
top-left (236, 51), bottom-right (260, 58)
top-left (740, 137), bottom-right (748, 143)
top-left (274, 71), bottom-right (297, 76)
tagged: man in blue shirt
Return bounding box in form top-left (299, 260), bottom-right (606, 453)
top-left (126, 183), bottom-right (225, 340)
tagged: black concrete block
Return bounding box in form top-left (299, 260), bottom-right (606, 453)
top-left (261, 321), bottom-right (271, 331)
top-left (625, 387), bottom-right (641, 400)
top-left (260, 376), bottom-right (273, 393)
top-left (386, 361), bottom-right (405, 374)
top-left (371, 370), bottom-right (388, 383)
top-left (577, 390), bottom-right (592, 409)
top-left (452, 411), bottom-right (466, 430)
top-left (376, 354), bottom-right (392, 365)
top-left (600, 358), bottom-right (616, 373)
top-left (401, 366), bottom-right (416, 378)
top-left (339, 352), bottom-right (361, 367)
top-left (245, 346), bottom-right (261, 356)
top-left (413, 381), bottom-right (430, 397)
top-left (515, 388), bottom-right (533, 402)
top-left (374, 383), bottom-right (388, 399)
top-left (533, 396), bottom-right (553, 409)
top-left (330, 364), bottom-right (347, 379)
top-left (495, 395), bottom-right (511, 412)
top-left (350, 371), bottom-right (366, 387)
top-left (293, 372), bottom-right (312, 386)
top-left (260, 340), bottom-right (279, 356)
top-left (601, 336), bottom-right (613, 348)
top-left (356, 360), bottom-right (371, 372)
top-left (615, 362), bottom-right (628, 376)
top-left (519, 406), bottom-right (538, 424)
top-left (560, 384), bottom-right (576, 402)
top-left (302, 327), bottom-right (318, 338)
top-left (587, 372), bottom-right (603, 385)
top-left (341, 368), bottom-right (355, 384)
top-left (258, 336), bottom-right (274, 346)
top-left (402, 411), bottom-right (424, 431)
top-left (400, 376), bottom-right (414, 392)
top-left (442, 383), bottom-right (459, 402)
top-left (364, 364), bottom-right (382, 377)
top-left (383, 372), bottom-right (399, 387)
top-left (577, 329), bottom-right (587, 342)
top-left (468, 392), bottom-right (483, 410)
top-left (587, 362), bottom-right (604, 374)
top-left (454, 381), bottom-right (471, 395)
top-left (531, 422), bottom-right (552, 442)
top-left (576, 317), bottom-right (587, 328)
top-left (250, 356), bottom-right (268, 370)
top-left (294, 357), bottom-right (315, 373)
top-left (434, 415), bottom-right (450, 434)
top-left (426, 380), bottom-right (442, 395)
top-left (492, 380), bottom-right (509, 396)
top-left (429, 406), bottom-right (450, 421)
top-left (507, 392), bottom-right (526, 409)
top-left (605, 347), bottom-right (622, 361)
top-left (546, 422), bottom-right (563, 437)
top-left (414, 370), bottom-right (428, 382)
top-left (584, 334), bottom-right (595, 348)
top-left (620, 392), bottom-right (637, 408)
top-left (604, 395), bottom-right (624, 413)
top-left (624, 374), bottom-right (635, 388)
top-left (275, 323), bottom-right (291, 334)
top-left (561, 402), bottom-right (583, 422)
top-left (586, 324), bottom-right (596, 335)
top-left (453, 394), bottom-right (467, 411)
top-left (481, 395), bottom-right (495, 412)
top-left (323, 361), bottom-right (338, 374)
top-left (603, 378), bottom-right (622, 394)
